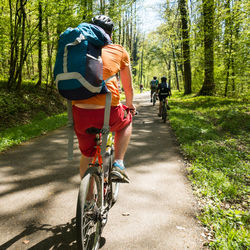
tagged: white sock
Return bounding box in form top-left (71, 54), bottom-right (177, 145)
top-left (114, 159), bottom-right (124, 169)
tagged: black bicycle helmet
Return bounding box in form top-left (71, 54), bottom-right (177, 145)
top-left (161, 76), bottom-right (167, 82)
top-left (92, 15), bottom-right (114, 36)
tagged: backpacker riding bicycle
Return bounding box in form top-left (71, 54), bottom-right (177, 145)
top-left (150, 76), bottom-right (159, 102)
top-left (54, 15), bottom-right (136, 183)
top-left (157, 76), bottom-right (171, 117)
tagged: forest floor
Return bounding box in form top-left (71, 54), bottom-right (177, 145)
top-left (0, 84), bottom-right (66, 131)
top-left (0, 92), bottom-right (206, 249)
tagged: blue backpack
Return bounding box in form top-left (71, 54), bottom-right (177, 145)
top-left (54, 23), bottom-right (113, 100)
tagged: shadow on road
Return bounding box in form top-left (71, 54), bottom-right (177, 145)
top-left (0, 217), bottom-right (109, 250)
top-left (0, 218), bottom-right (77, 250)
top-left (126, 95), bottom-right (181, 169)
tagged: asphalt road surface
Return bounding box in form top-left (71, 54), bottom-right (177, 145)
top-left (0, 92), bottom-right (204, 250)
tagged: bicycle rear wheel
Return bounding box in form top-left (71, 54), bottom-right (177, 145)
top-left (153, 93), bottom-right (156, 106)
top-left (76, 167), bottom-right (102, 250)
top-left (106, 146), bottom-right (119, 205)
top-left (162, 104), bottom-right (167, 123)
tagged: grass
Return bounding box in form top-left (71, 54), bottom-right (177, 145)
top-left (168, 91), bottom-right (250, 249)
top-left (0, 112), bottom-right (67, 151)
top-left (0, 84), bottom-right (67, 151)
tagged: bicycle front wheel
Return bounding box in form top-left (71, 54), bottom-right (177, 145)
top-left (76, 167), bottom-right (102, 250)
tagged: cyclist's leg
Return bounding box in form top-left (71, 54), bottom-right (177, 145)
top-left (166, 97), bottom-right (170, 110)
top-left (72, 106), bottom-right (103, 179)
top-left (79, 155), bottom-right (96, 201)
top-left (114, 122), bottom-right (132, 160)
top-left (109, 105), bottom-right (132, 182)
top-left (80, 155), bottom-right (92, 179)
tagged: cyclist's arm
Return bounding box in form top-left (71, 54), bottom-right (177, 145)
top-left (120, 65), bottom-right (136, 114)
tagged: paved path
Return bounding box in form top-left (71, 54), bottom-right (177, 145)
top-left (0, 92), bottom-right (204, 249)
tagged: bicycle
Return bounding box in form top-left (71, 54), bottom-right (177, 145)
top-left (76, 129), bottom-right (119, 250)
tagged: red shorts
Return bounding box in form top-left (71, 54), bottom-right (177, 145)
top-left (72, 104), bottom-right (132, 157)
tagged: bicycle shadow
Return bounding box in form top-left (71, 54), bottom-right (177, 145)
top-left (1, 219), bottom-right (76, 250)
top-left (0, 217), bottom-right (107, 250)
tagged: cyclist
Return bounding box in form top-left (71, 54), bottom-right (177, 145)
top-left (157, 76), bottom-right (171, 117)
top-left (140, 84), bottom-right (143, 93)
top-left (150, 76), bottom-right (159, 102)
top-left (72, 15), bottom-right (136, 183)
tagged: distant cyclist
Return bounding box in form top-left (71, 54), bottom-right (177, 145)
top-left (157, 76), bottom-right (171, 117)
top-left (140, 84), bottom-right (143, 93)
top-left (150, 76), bottom-right (159, 102)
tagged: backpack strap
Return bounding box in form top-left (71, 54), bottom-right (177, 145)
top-left (100, 75), bottom-right (116, 156)
top-left (67, 100), bottom-right (74, 160)
top-left (100, 91), bottom-right (112, 157)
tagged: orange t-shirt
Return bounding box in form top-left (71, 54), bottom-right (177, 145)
top-left (72, 44), bottom-right (130, 106)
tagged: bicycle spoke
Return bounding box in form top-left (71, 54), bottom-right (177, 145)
top-left (76, 171), bottom-right (102, 250)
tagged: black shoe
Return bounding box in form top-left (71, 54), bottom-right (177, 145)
top-left (110, 162), bottom-right (130, 183)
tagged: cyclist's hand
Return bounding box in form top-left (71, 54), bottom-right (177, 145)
top-left (128, 104), bottom-right (136, 116)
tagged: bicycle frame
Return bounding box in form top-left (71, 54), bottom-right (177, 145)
top-left (89, 132), bottom-right (115, 218)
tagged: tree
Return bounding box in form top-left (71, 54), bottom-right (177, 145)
top-left (36, 0), bottom-right (42, 87)
top-left (179, 0), bottom-right (192, 94)
top-left (199, 0), bottom-right (215, 95)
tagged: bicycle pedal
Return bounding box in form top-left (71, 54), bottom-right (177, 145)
top-left (111, 176), bottom-right (130, 183)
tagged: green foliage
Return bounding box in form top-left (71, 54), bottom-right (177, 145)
top-left (0, 84), bottom-right (67, 151)
top-left (0, 82), bottom-right (66, 130)
top-left (0, 0), bottom-right (138, 90)
top-left (0, 112), bottom-right (67, 151)
top-left (169, 91), bottom-right (250, 248)
top-left (201, 206), bottom-right (249, 249)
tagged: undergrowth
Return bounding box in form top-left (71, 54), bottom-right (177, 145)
top-left (0, 84), bottom-right (67, 151)
top-left (168, 92), bottom-right (250, 249)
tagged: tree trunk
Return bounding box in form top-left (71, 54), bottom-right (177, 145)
top-left (16, 0), bottom-right (27, 91)
top-left (7, 0), bottom-right (20, 90)
top-left (168, 60), bottom-right (171, 89)
top-left (199, 0), bottom-right (215, 95)
top-left (36, 0), bottom-right (42, 87)
top-left (45, 16), bottom-right (54, 87)
top-left (171, 41), bottom-right (180, 91)
top-left (139, 35), bottom-right (145, 86)
top-left (179, 0), bottom-right (192, 94)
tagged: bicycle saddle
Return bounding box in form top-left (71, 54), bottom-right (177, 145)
top-left (86, 127), bottom-right (102, 134)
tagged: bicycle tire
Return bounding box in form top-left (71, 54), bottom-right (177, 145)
top-left (76, 167), bottom-right (102, 250)
top-left (105, 145), bottom-right (119, 206)
top-left (153, 93), bottom-right (156, 106)
top-left (162, 104), bottom-right (167, 123)
top-left (110, 147), bottom-right (119, 204)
